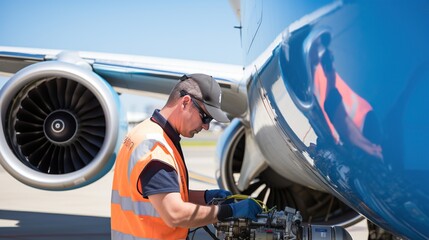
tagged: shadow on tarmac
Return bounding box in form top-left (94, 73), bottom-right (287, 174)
top-left (0, 210), bottom-right (110, 240)
top-left (0, 210), bottom-right (217, 240)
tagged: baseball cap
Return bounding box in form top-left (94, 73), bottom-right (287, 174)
top-left (180, 74), bottom-right (230, 123)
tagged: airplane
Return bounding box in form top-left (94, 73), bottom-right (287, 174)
top-left (1, 0), bottom-right (428, 239)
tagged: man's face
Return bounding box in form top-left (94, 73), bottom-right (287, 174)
top-left (180, 95), bottom-right (210, 138)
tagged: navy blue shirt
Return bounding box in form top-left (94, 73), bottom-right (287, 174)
top-left (139, 110), bottom-right (189, 198)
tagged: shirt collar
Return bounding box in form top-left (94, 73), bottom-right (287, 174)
top-left (150, 109), bottom-right (181, 144)
top-left (150, 109), bottom-right (187, 187)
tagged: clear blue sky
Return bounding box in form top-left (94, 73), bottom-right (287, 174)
top-left (0, 1), bottom-right (242, 119)
top-left (0, 1), bottom-right (242, 65)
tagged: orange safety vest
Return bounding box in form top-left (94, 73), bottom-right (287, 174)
top-left (314, 63), bottom-right (373, 143)
top-left (111, 119), bottom-right (189, 240)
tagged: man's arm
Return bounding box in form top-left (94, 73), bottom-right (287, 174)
top-left (188, 190), bottom-right (206, 205)
top-left (148, 192), bottom-right (219, 228)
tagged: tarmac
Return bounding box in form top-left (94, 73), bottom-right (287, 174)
top-left (0, 132), bottom-right (367, 239)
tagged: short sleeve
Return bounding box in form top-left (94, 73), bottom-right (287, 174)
top-left (139, 160), bottom-right (180, 198)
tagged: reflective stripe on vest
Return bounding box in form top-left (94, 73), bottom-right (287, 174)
top-left (314, 64), bottom-right (372, 142)
top-left (111, 190), bottom-right (159, 217)
top-left (111, 119), bottom-right (189, 240)
top-left (128, 139), bottom-right (158, 182)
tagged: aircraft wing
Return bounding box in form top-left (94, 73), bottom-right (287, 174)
top-left (0, 46), bottom-right (247, 117)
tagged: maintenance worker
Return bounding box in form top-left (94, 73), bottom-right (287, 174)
top-left (111, 73), bottom-right (262, 239)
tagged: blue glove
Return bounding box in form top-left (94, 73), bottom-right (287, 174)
top-left (205, 189), bottom-right (232, 204)
top-left (229, 199), bottom-right (262, 221)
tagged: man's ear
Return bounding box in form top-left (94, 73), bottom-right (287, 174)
top-left (181, 95), bottom-right (191, 109)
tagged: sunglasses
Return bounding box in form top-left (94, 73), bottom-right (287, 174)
top-left (180, 90), bottom-right (213, 124)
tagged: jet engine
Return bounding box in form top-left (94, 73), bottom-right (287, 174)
top-left (216, 119), bottom-right (361, 227)
top-left (0, 59), bottom-right (124, 190)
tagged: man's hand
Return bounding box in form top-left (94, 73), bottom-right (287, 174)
top-left (205, 189), bottom-right (232, 204)
top-left (229, 199), bottom-right (262, 221)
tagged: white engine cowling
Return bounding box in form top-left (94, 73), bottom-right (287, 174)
top-left (0, 60), bottom-right (124, 190)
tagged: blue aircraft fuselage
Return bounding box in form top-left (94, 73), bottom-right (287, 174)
top-left (243, 1), bottom-right (429, 239)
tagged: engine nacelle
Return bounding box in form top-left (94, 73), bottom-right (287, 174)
top-left (216, 119), bottom-right (361, 227)
top-left (0, 60), bottom-right (124, 190)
